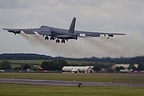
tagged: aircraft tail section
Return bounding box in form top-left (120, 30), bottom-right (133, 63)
top-left (68, 17), bottom-right (76, 33)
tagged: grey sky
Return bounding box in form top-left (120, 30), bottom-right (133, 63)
top-left (0, 0), bottom-right (144, 58)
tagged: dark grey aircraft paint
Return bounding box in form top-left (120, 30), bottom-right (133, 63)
top-left (3, 17), bottom-right (125, 43)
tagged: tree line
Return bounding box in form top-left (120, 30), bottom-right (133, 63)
top-left (0, 59), bottom-right (68, 72)
top-left (0, 59), bottom-right (144, 72)
top-left (40, 59), bottom-right (67, 71)
top-left (0, 53), bottom-right (52, 60)
top-left (0, 60), bottom-right (36, 71)
top-left (1, 53), bottom-right (144, 64)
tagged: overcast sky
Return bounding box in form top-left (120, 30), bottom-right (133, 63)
top-left (0, 0), bottom-right (144, 58)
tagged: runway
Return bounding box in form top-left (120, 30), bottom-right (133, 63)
top-left (0, 78), bottom-right (144, 87)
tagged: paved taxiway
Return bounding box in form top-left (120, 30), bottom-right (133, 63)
top-left (0, 78), bottom-right (144, 87)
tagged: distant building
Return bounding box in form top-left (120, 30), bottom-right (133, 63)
top-left (26, 68), bottom-right (31, 72)
top-left (119, 69), bottom-right (129, 73)
top-left (62, 66), bottom-right (94, 73)
top-left (0, 70), bottom-right (5, 72)
top-left (112, 64), bottom-right (138, 72)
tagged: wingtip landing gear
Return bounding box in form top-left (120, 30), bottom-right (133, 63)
top-left (107, 37), bottom-right (110, 39)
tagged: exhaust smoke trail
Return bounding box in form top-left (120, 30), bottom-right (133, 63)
top-left (82, 33), bottom-right (144, 57)
top-left (21, 33), bottom-right (86, 57)
top-left (20, 33), bottom-right (144, 58)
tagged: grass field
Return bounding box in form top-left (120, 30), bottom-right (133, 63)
top-left (0, 59), bottom-right (108, 69)
top-left (0, 60), bottom-right (43, 68)
top-left (0, 83), bottom-right (144, 96)
top-left (2, 60), bottom-right (96, 68)
top-left (0, 73), bottom-right (144, 96)
top-left (0, 73), bottom-right (144, 84)
top-left (1, 60), bottom-right (143, 96)
top-left (8, 60), bottom-right (44, 64)
top-left (6, 60), bottom-right (96, 65)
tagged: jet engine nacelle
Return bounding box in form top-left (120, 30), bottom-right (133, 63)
top-left (108, 34), bottom-right (113, 37)
top-left (8, 30), bottom-right (21, 35)
top-left (107, 34), bottom-right (114, 39)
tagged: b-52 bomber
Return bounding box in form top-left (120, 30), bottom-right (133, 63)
top-left (3, 17), bottom-right (125, 43)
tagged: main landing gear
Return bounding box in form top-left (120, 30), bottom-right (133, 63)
top-left (56, 39), bottom-right (60, 43)
top-left (56, 39), bottom-right (66, 43)
top-left (44, 36), bottom-right (67, 43)
top-left (45, 36), bottom-right (49, 40)
top-left (45, 36), bottom-right (55, 40)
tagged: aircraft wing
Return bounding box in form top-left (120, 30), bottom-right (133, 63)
top-left (3, 17), bottom-right (126, 43)
top-left (3, 26), bottom-right (52, 36)
top-left (75, 30), bottom-right (126, 38)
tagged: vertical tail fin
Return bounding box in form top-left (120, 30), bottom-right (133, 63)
top-left (68, 17), bottom-right (76, 33)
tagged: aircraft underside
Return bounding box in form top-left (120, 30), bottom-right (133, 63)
top-left (3, 17), bottom-right (125, 43)
top-left (44, 36), bottom-right (77, 43)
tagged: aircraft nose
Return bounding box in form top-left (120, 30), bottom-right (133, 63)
top-left (73, 17), bottom-right (76, 20)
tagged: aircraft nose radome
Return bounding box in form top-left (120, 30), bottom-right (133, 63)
top-left (73, 17), bottom-right (76, 20)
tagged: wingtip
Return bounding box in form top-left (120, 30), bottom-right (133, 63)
top-left (3, 28), bottom-right (6, 30)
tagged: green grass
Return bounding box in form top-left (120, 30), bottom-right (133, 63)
top-left (1, 60), bottom-right (97, 65)
top-left (0, 59), bottom-right (112, 70)
top-left (2, 60), bottom-right (96, 68)
top-left (0, 83), bottom-right (144, 96)
top-left (1, 59), bottom-right (108, 68)
top-left (8, 60), bottom-right (44, 64)
top-left (66, 60), bottom-right (96, 64)
top-left (0, 73), bottom-right (144, 84)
